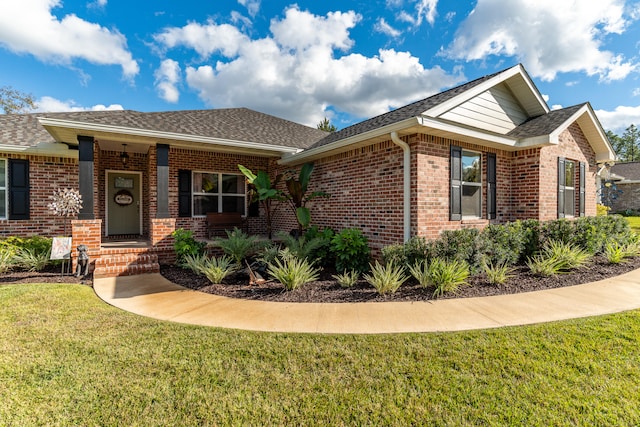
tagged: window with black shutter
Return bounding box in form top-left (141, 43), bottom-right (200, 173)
top-left (487, 153), bottom-right (496, 220)
top-left (9, 159), bottom-right (29, 220)
top-left (178, 169), bottom-right (192, 217)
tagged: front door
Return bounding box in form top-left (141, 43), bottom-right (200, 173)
top-left (106, 171), bottom-right (142, 236)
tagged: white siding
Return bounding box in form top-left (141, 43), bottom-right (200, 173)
top-left (439, 83), bottom-right (529, 134)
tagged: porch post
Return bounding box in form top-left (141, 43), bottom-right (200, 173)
top-left (156, 143), bottom-right (170, 218)
top-left (78, 135), bottom-right (95, 220)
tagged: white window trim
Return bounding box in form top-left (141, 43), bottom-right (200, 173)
top-left (191, 171), bottom-right (247, 217)
top-left (0, 158), bottom-right (6, 220)
top-left (461, 150), bottom-right (482, 219)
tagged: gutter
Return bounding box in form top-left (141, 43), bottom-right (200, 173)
top-left (390, 132), bottom-right (411, 242)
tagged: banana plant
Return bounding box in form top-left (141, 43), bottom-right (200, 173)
top-left (284, 163), bottom-right (329, 235)
top-left (238, 165), bottom-right (284, 239)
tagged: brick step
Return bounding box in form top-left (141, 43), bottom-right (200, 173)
top-left (93, 263), bottom-right (160, 279)
top-left (93, 252), bottom-right (160, 278)
top-left (94, 253), bottom-right (158, 268)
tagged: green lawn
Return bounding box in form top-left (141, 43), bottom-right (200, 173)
top-left (2, 284), bottom-right (640, 426)
top-left (627, 216), bottom-right (640, 234)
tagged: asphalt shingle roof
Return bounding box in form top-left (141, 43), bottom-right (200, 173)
top-left (506, 104), bottom-right (585, 139)
top-left (309, 69), bottom-right (504, 149)
top-left (611, 161), bottom-right (640, 181)
top-left (0, 108), bottom-right (328, 149)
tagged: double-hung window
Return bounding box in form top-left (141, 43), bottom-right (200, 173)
top-left (558, 158), bottom-right (585, 218)
top-left (0, 159), bottom-right (6, 219)
top-left (451, 146), bottom-right (483, 220)
top-left (191, 172), bottom-right (246, 216)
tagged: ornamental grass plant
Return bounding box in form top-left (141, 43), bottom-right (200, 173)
top-left (363, 261), bottom-right (408, 295)
top-left (267, 252), bottom-right (320, 291)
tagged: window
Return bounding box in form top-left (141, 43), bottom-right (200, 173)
top-left (0, 159), bottom-right (6, 219)
top-left (191, 172), bottom-right (246, 216)
top-left (564, 160), bottom-right (576, 217)
top-left (558, 158), bottom-right (586, 218)
top-left (451, 146), bottom-right (483, 220)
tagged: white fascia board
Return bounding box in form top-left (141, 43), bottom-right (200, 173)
top-left (0, 142), bottom-right (78, 158)
top-left (278, 118), bottom-right (420, 165)
top-left (418, 116), bottom-right (519, 147)
top-left (37, 117), bottom-right (302, 155)
top-left (425, 64), bottom-right (549, 118)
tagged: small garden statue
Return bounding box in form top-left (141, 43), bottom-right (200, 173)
top-left (75, 244), bottom-right (90, 277)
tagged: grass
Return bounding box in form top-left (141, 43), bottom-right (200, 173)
top-left (2, 284), bottom-right (640, 425)
top-left (627, 216), bottom-right (640, 234)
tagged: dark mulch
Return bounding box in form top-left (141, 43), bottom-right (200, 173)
top-left (1, 264), bottom-right (92, 286)
top-left (159, 256), bottom-right (640, 303)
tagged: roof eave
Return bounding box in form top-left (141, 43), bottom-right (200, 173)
top-left (37, 117), bottom-right (303, 156)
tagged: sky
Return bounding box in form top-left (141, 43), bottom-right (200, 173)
top-left (1, 0), bottom-right (640, 135)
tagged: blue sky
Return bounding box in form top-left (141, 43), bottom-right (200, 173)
top-left (1, 0), bottom-right (640, 134)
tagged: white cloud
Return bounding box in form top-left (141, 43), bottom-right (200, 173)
top-left (34, 96), bottom-right (124, 112)
top-left (374, 18), bottom-right (402, 37)
top-left (154, 59), bottom-right (181, 103)
top-left (237, 0), bottom-right (260, 18)
top-left (154, 20), bottom-right (249, 58)
top-left (0, 0), bottom-right (138, 79)
top-left (157, 6), bottom-right (463, 126)
top-left (394, 0), bottom-right (438, 27)
top-left (596, 105), bottom-right (640, 133)
top-left (444, 0), bottom-right (637, 82)
top-left (88, 0), bottom-right (107, 9)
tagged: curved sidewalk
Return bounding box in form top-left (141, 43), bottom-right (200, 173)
top-left (93, 269), bottom-right (640, 334)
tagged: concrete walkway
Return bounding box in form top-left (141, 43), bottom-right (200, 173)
top-left (93, 268), bottom-right (640, 334)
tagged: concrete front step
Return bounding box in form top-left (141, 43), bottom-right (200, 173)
top-left (93, 251), bottom-right (160, 278)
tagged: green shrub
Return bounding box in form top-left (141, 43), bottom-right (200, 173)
top-left (482, 262), bottom-right (514, 286)
top-left (0, 248), bottom-right (15, 273)
top-left (214, 227), bottom-right (260, 266)
top-left (201, 256), bottom-right (237, 284)
top-left (12, 247), bottom-right (51, 272)
top-left (381, 243), bottom-right (406, 267)
top-left (363, 261), bottom-right (408, 295)
top-left (256, 242), bottom-right (281, 268)
top-left (181, 253), bottom-right (210, 274)
top-left (267, 254), bottom-right (320, 291)
top-left (172, 229), bottom-right (206, 266)
top-left (332, 270), bottom-right (359, 288)
top-left (331, 228), bottom-right (370, 273)
top-left (477, 222), bottom-right (527, 267)
top-left (427, 258), bottom-right (470, 298)
top-left (276, 231), bottom-right (325, 263)
top-left (303, 226), bottom-right (335, 266)
top-left (597, 204), bottom-right (610, 216)
top-left (431, 229), bottom-right (480, 268)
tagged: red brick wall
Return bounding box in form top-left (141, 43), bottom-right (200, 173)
top-left (0, 153), bottom-right (78, 237)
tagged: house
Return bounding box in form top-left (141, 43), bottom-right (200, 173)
top-left (0, 64), bottom-right (615, 276)
top-left (606, 162), bottom-right (640, 213)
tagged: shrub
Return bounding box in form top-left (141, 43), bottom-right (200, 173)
top-left (381, 243), bottom-right (406, 267)
top-left (482, 262), bottom-right (514, 286)
top-left (597, 204), bottom-right (611, 216)
top-left (214, 227), bottom-right (260, 266)
top-left (331, 228), bottom-right (370, 273)
top-left (604, 241), bottom-right (627, 264)
top-left (12, 247), bottom-right (51, 272)
top-left (303, 226), bottom-right (335, 266)
top-left (407, 261), bottom-right (430, 288)
top-left (267, 254), bottom-right (320, 291)
top-left (540, 219), bottom-right (574, 247)
top-left (201, 256), bottom-right (237, 284)
top-left (181, 253), bottom-right (210, 274)
top-left (431, 229), bottom-right (480, 268)
top-left (332, 270), bottom-right (359, 288)
top-left (276, 231), bottom-right (325, 263)
top-left (477, 222), bottom-right (527, 267)
top-left (363, 261), bottom-right (408, 295)
top-left (172, 229), bottom-right (206, 266)
top-left (402, 236), bottom-right (432, 267)
top-left (0, 248), bottom-right (15, 273)
top-left (428, 258), bottom-right (470, 298)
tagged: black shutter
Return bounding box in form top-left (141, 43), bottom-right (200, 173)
top-left (558, 157), bottom-right (565, 218)
top-left (579, 161), bottom-right (586, 217)
top-left (487, 152), bottom-right (497, 220)
top-left (9, 159), bottom-right (29, 220)
top-left (450, 146), bottom-right (462, 221)
top-left (178, 169), bottom-right (192, 217)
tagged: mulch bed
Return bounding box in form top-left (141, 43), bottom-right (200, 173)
top-left (4, 257), bottom-right (640, 304)
top-left (159, 256), bottom-right (640, 303)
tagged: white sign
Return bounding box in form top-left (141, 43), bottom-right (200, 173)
top-left (51, 237), bottom-right (72, 260)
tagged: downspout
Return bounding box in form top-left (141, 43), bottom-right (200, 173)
top-left (390, 132), bottom-right (411, 242)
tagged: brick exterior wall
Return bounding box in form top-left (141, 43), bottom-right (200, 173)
top-left (0, 153), bottom-right (78, 237)
top-left (609, 183), bottom-right (640, 212)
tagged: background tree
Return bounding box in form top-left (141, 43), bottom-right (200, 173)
top-left (0, 86), bottom-right (36, 114)
top-left (317, 117), bottom-right (337, 132)
top-left (607, 125), bottom-right (640, 162)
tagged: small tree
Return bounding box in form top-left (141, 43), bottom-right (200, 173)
top-left (284, 163), bottom-right (329, 235)
top-left (238, 165), bottom-right (284, 239)
top-left (317, 117), bottom-right (337, 132)
top-left (48, 188), bottom-right (83, 235)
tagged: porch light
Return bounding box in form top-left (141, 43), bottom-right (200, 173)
top-left (120, 144), bottom-right (129, 167)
